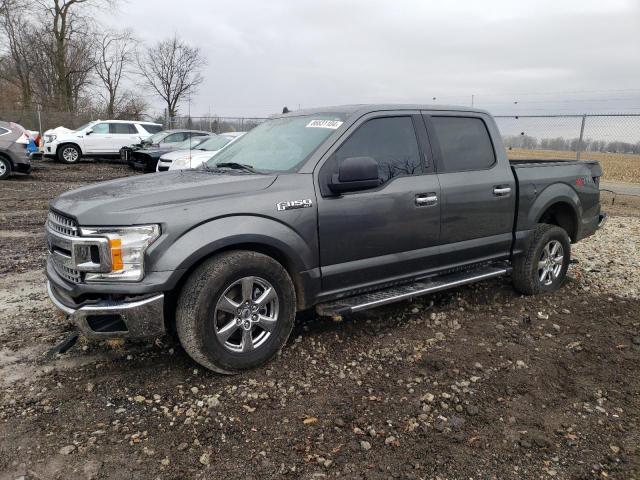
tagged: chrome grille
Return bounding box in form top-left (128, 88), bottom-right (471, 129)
top-left (51, 255), bottom-right (82, 283)
top-left (47, 210), bottom-right (79, 237)
top-left (47, 210), bottom-right (82, 283)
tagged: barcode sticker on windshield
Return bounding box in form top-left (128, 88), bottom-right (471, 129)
top-left (306, 120), bottom-right (343, 129)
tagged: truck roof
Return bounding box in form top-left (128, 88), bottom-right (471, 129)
top-left (274, 104), bottom-right (491, 119)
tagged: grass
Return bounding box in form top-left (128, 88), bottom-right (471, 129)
top-left (507, 148), bottom-right (640, 184)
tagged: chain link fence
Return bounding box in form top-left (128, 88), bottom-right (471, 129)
top-left (166, 116), bottom-right (268, 133)
top-left (495, 114), bottom-right (640, 183)
top-left (2, 108), bottom-right (638, 183)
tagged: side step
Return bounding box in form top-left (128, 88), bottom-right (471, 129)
top-left (316, 265), bottom-right (510, 318)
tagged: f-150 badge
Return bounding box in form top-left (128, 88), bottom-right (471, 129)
top-left (276, 199), bottom-right (313, 211)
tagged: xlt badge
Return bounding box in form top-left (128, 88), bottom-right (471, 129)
top-left (276, 199), bottom-right (313, 211)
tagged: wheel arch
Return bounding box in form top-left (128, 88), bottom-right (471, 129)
top-left (157, 217), bottom-right (318, 326)
top-left (56, 142), bottom-right (83, 156)
top-left (526, 183), bottom-right (581, 242)
top-left (0, 151), bottom-right (13, 167)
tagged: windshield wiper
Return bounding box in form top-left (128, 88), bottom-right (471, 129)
top-left (215, 162), bottom-right (259, 173)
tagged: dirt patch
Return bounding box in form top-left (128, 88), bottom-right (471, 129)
top-left (0, 161), bottom-right (638, 480)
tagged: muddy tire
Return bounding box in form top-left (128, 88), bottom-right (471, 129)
top-left (0, 157), bottom-right (11, 180)
top-left (176, 250), bottom-right (296, 374)
top-left (57, 144), bottom-right (81, 164)
top-left (512, 223), bottom-right (571, 295)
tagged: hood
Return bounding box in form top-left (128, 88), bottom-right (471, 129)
top-left (50, 170), bottom-right (277, 226)
top-left (159, 149), bottom-right (203, 161)
top-left (135, 146), bottom-right (175, 157)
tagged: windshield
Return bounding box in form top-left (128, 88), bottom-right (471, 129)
top-left (173, 136), bottom-right (210, 150)
top-left (204, 114), bottom-right (346, 172)
top-left (74, 121), bottom-right (95, 132)
top-left (197, 136), bottom-right (231, 151)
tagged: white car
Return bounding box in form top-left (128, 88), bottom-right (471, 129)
top-left (43, 120), bottom-right (162, 164)
top-left (156, 132), bottom-right (245, 172)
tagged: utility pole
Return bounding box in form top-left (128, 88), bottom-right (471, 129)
top-left (471, 94), bottom-right (475, 107)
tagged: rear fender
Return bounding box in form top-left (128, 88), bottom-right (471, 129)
top-left (526, 183), bottom-right (581, 232)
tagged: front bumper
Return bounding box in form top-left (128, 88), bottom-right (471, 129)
top-left (47, 281), bottom-right (166, 339)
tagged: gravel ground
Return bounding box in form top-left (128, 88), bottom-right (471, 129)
top-left (0, 160), bottom-right (639, 480)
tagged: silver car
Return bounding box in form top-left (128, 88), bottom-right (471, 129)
top-left (0, 120), bottom-right (31, 180)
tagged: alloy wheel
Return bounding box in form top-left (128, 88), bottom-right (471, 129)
top-left (213, 276), bottom-right (279, 353)
top-left (63, 147), bottom-right (79, 162)
top-left (538, 240), bottom-right (564, 286)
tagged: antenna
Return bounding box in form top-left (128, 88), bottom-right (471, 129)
top-left (188, 95), bottom-right (192, 169)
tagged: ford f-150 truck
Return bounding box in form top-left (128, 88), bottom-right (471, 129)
top-left (46, 105), bottom-right (606, 373)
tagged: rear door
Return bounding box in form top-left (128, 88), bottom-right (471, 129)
top-left (109, 123), bottom-right (140, 150)
top-left (316, 112), bottom-right (441, 293)
top-left (423, 112), bottom-right (516, 266)
top-left (83, 122), bottom-right (112, 153)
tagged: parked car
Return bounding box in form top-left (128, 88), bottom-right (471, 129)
top-left (156, 132), bottom-right (245, 172)
top-left (0, 120), bottom-right (31, 180)
top-left (43, 120), bottom-right (162, 163)
top-left (45, 104), bottom-right (605, 374)
top-left (125, 135), bottom-right (214, 173)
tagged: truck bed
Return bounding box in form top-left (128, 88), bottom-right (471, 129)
top-left (509, 159), bottom-right (600, 167)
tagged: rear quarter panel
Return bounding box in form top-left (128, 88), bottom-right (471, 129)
top-left (513, 161), bottom-right (601, 240)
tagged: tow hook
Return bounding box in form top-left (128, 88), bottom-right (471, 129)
top-left (46, 331), bottom-right (79, 358)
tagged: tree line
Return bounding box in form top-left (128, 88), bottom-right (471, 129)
top-left (0, 0), bottom-right (205, 121)
top-left (503, 134), bottom-right (640, 155)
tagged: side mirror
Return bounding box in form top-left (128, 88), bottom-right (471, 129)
top-left (85, 129), bottom-right (93, 136)
top-left (329, 156), bottom-right (380, 194)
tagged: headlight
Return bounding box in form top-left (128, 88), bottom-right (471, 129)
top-left (80, 225), bottom-right (160, 282)
top-left (49, 134), bottom-right (56, 142)
top-left (171, 156), bottom-right (193, 169)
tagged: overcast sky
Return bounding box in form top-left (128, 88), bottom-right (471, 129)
top-left (106, 0), bottom-right (640, 118)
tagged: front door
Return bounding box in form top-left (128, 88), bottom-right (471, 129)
top-left (423, 113), bottom-right (516, 266)
top-left (316, 113), bottom-right (441, 294)
top-left (83, 122), bottom-right (113, 153)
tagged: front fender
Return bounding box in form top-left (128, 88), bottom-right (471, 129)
top-left (151, 215), bottom-right (317, 278)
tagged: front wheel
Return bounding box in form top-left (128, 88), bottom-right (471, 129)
top-left (176, 251), bottom-right (296, 374)
top-left (57, 144), bottom-right (81, 164)
top-left (512, 224), bottom-right (571, 295)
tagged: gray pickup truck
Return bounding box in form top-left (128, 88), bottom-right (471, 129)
top-left (46, 105), bottom-right (605, 373)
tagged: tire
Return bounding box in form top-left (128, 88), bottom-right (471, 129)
top-left (57, 144), bottom-right (81, 164)
top-left (0, 157), bottom-right (11, 180)
top-left (512, 223), bottom-right (571, 295)
top-left (176, 250), bottom-right (296, 374)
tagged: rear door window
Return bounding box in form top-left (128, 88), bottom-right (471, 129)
top-left (430, 116), bottom-right (495, 172)
top-left (110, 123), bottom-right (136, 134)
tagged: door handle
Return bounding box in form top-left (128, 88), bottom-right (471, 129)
top-left (415, 193), bottom-right (438, 206)
top-left (493, 186), bottom-right (512, 196)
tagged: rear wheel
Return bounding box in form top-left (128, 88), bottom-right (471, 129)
top-left (57, 144), bottom-right (81, 164)
top-left (0, 157), bottom-right (11, 180)
top-left (512, 223), bottom-right (571, 295)
top-left (176, 251), bottom-right (296, 374)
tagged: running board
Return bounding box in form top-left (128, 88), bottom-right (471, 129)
top-left (316, 265), bottom-right (510, 318)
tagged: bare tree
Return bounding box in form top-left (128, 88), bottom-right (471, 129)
top-left (0, 0), bottom-right (36, 107)
top-left (35, 0), bottom-right (115, 111)
top-left (137, 35), bottom-right (205, 118)
top-left (94, 30), bottom-right (134, 116)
